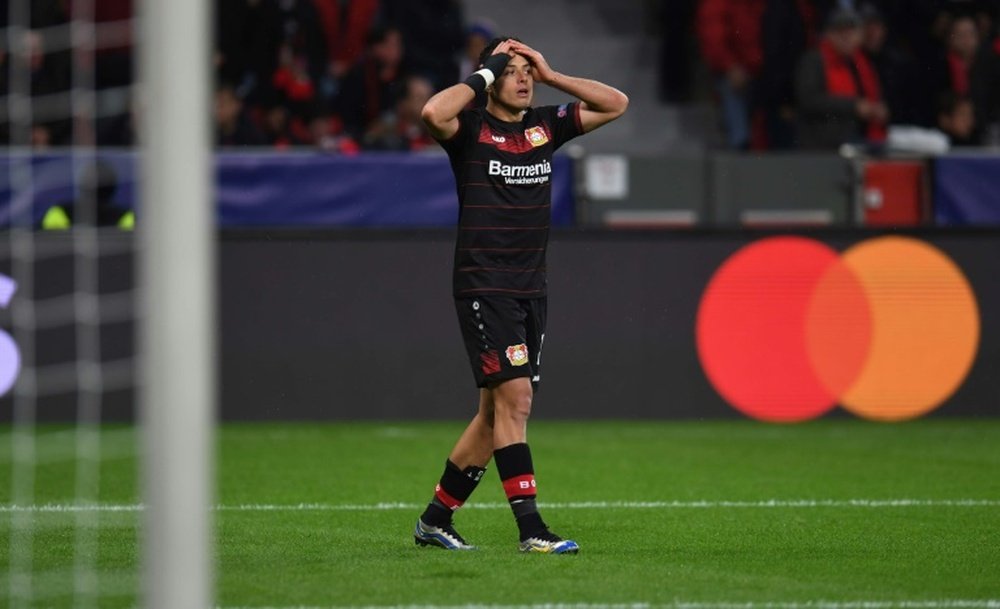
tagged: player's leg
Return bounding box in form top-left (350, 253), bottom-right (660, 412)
top-left (415, 299), bottom-right (502, 550)
top-left (448, 388), bottom-right (495, 468)
top-left (414, 390), bottom-right (494, 551)
top-left (491, 376), bottom-right (531, 447)
top-left (490, 298), bottom-right (578, 554)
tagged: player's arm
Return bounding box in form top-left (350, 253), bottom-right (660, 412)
top-left (510, 41), bottom-right (629, 133)
top-left (420, 84), bottom-right (474, 141)
top-left (422, 40), bottom-right (516, 141)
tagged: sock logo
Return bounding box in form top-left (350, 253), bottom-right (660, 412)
top-left (502, 474), bottom-right (537, 499)
top-left (463, 466), bottom-right (486, 482)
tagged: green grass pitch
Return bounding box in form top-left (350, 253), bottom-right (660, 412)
top-left (2, 419), bottom-right (999, 608)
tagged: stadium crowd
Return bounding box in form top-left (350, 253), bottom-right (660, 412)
top-left (2, 0), bottom-right (1000, 151)
top-left (683, 0), bottom-right (1000, 149)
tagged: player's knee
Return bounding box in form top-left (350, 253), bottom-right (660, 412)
top-left (496, 387), bottom-right (532, 423)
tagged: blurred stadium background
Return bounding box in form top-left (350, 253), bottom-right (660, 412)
top-left (1, 0), bottom-right (999, 607)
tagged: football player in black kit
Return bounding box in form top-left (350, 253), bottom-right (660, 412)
top-left (413, 37), bottom-right (628, 554)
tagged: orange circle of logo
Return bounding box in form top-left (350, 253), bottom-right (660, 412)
top-left (696, 236), bottom-right (980, 422)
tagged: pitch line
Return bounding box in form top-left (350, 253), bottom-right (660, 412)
top-left (2, 498), bottom-right (1000, 513)
top-left (217, 600), bottom-right (1000, 609)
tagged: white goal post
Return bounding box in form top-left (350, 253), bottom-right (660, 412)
top-left (138, 0), bottom-right (215, 607)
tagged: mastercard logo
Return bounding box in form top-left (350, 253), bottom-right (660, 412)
top-left (696, 236), bottom-right (980, 422)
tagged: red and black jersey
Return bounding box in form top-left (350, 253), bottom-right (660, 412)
top-left (438, 103), bottom-right (583, 297)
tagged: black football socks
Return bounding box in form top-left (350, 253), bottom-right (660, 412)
top-left (420, 459), bottom-right (487, 527)
top-left (494, 442), bottom-right (548, 541)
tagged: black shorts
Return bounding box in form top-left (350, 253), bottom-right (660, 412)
top-left (455, 296), bottom-right (547, 389)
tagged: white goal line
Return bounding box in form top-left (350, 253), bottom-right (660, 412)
top-left (2, 498), bottom-right (999, 514)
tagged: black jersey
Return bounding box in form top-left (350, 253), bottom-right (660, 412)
top-left (438, 103), bottom-right (583, 297)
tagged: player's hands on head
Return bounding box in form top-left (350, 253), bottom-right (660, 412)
top-left (478, 38), bottom-right (516, 85)
top-left (492, 39), bottom-right (516, 58)
top-left (509, 41), bottom-right (557, 85)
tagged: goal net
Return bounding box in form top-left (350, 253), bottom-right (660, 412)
top-left (2, 1), bottom-right (214, 607)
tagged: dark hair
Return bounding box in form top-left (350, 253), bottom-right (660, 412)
top-left (478, 36), bottom-right (523, 68)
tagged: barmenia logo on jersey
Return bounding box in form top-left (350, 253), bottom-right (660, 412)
top-left (488, 159), bottom-right (552, 185)
top-left (506, 344), bottom-right (529, 366)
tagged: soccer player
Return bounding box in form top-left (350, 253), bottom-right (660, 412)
top-left (413, 38), bottom-right (628, 553)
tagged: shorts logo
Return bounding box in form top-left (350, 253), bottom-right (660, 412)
top-left (524, 126), bottom-right (548, 147)
top-left (491, 134), bottom-right (506, 143)
top-left (506, 343), bottom-right (529, 366)
top-left (557, 104), bottom-right (568, 118)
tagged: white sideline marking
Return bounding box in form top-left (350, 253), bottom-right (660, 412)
top-left (2, 498), bottom-right (1000, 513)
top-left (216, 600), bottom-right (1000, 609)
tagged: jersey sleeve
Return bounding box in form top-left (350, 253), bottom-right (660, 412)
top-left (538, 102), bottom-right (584, 150)
top-left (436, 109), bottom-right (479, 156)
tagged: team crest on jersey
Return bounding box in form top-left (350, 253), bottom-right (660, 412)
top-left (506, 344), bottom-right (529, 366)
top-left (524, 126), bottom-right (548, 147)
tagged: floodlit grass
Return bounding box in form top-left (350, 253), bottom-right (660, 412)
top-left (1, 419), bottom-right (999, 607)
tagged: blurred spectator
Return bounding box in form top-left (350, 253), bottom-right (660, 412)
top-left (269, 0), bottom-right (329, 121)
top-left (312, 0), bottom-right (382, 81)
top-left (0, 2), bottom-right (73, 146)
top-left (759, 0), bottom-right (824, 148)
top-left (257, 91), bottom-right (314, 149)
top-left (696, 0), bottom-right (767, 149)
top-left (936, 91), bottom-right (978, 145)
top-left (215, 82), bottom-right (267, 147)
top-left (362, 74), bottom-right (435, 151)
top-left (889, 1), bottom-right (999, 74)
top-left (40, 159), bottom-right (134, 230)
top-left (215, 0), bottom-right (278, 104)
top-left (62, 0), bottom-right (135, 148)
top-left (8, 0), bottom-right (1000, 155)
top-left (0, 1), bottom-right (69, 145)
top-left (382, 0), bottom-right (463, 90)
top-left (859, 2), bottom-right (921, 124)
top-left (336, 25), bottom-right (405, 142)
top-left (25, 26), bottom-right (73, 147)
top-left (97, 97), bottom-right (137, 147)
top-left (794, 6), bottom-right (888, 149)
top-left (928, 13), bottom-right (1000, 143)
top-left (90, 0), bottom-right (133, 90)
top-left (308, 110), bottom-right (361, 154)
top-left (260, 99), bottom-right (295, 149)
top-left (659, 0), bottom-right (699, 103)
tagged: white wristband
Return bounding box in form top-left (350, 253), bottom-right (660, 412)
top-left (474, 68), bottom-right (495, 88)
